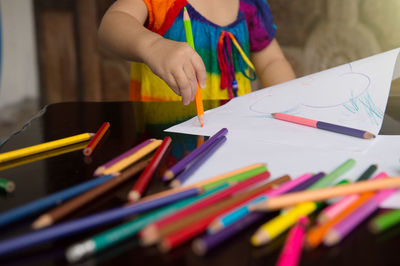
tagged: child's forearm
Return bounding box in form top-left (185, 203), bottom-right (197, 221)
top-left (251, 39), bottom-right (296, 88)
top-left (257, 58), bottom-right (296, 88)
top-left (98, 10), bottom-right (162, 63)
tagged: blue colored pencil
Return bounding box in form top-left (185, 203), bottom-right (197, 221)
top-left (163, 128), bottom-right (228, 180)
top-left (0, 187), bottom-right (202, 256)
top-left (170, 136), bottom-right (227, 188)
top-left (0, 174), bottom-right (115, 228)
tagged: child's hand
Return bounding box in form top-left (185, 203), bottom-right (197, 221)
top-left (143, 37), bottom-right (207, 105)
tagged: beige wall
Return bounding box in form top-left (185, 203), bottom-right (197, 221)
top-left (269, 0), bottom-right (400, 95)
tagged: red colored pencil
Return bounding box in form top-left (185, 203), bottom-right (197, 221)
top-left (83, 122), bottom-right (110, 156)
top-left (158, 176), bottom-right (289, 252)
top-left (140, 171), bottom-right (270, 243)
top-left (128, 137), bottom-right (172, 202)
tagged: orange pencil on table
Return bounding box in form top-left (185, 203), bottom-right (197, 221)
top-left (128, 136), bottom-right (172, 202)
top-left (83, 122), bottom-right (110, 156)
top-left (183, 7), bottom-right (204, 127)
top-left (305, 191), bottom-right (375, 249)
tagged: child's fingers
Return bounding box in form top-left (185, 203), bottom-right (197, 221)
top-left (191, 53), bottom-right (207, 89)
top-left (165, 73), bottom-right (181, 96)
top-left (183, 62), bottom-right (198, 102)
top-left (172, 68), bottom-right (193, 105)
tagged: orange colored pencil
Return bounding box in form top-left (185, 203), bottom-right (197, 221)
top-left (83, 122), bottom-right (110, 156)
top-left (128, 137), bottom-right (172, 202)
top-left (183, 7), bottom-right (204, 127)
top-left (305, 191), bottom-right (375, 249)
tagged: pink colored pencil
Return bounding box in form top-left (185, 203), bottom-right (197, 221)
top-left (140, 171), bottom-right (270, 238)
top-left (83, 122), bottom-right (110, 156)
top-left (206, 173), bottom-right (312, 234)
top-left (272, 113), bottom-right (375, 139)
top-left (94, 139), bottom-right (154, 176)
top-left (317, 172), bottom-right (387, 224)
top-left (268, 173), bottom-right (313, 197)
top-left (324, 174), bottom-right (396, 246)
top-left (276, 216), bottom-right (308, 266)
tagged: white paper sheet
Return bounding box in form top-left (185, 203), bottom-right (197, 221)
top-left (179, 134), bottom-right (400, 207)
top-left (166, 48), bottom-right (400, 152)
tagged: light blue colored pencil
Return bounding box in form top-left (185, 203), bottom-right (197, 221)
top-left (0, 174), bottom-right (115, 227)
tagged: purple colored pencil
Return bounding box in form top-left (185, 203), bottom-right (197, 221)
top-left (324, 187), bottom-right (397, 246)
top-left (94, 139), bottom-right (154, 176)
top-left (287, 172), bottom-right (325, 193)
top-left (0, 187), bottom-right (202, 256)
top-left (170, 136), bottom-right (227, 188)
top-left (163, 128), bottom-right (228, 181)
top-left (193, 172), bottom-right (329, 254)
top-left (317, 121), bottom-right (375, 139)
top-left (193, 212), bottom-right (265, 255)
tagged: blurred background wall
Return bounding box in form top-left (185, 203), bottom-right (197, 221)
top-left (0, 0), bottom-right (399, 139)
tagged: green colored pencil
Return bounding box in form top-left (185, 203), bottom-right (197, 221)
top-left (203, 165), bottom-right (267, 191)
top-left (369, 209), bottom-right (400, 234)
top-left (0, 178), bottom-right (15, 193)
top-left (308, 159), bottom-right (356, 190)
top-left (65, 183), bottom-right (229, 262)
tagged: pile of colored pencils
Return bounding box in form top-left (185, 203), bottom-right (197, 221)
top-left (1, 126), bottom-right (400, 266)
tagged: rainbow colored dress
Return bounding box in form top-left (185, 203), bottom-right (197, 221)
top-left (130, 0), bottom-right (277, 102)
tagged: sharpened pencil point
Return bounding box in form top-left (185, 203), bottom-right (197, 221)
top-left (163, 170), bottom-right (174, 181)
top-left (192, 238), bottom-right (207, 256)
top-left (170, 179), bottom-right (181, 188)
top-left (128, 191), bottom-right (141, 202)
top-left (32, 214), bottom-right (53, 229)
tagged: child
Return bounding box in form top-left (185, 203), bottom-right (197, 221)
top-left (99, 0), bottom-right (295, 106)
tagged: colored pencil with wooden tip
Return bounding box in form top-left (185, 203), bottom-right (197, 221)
top-left (271, 113), bottom-right (376, 139)
top-left (153, 175), bottom-right (290, 251)
top-left (94, 139), bottom-right (154, 176)
top-left (32, 159), bottom-right (150, 229)
top-left (250, 176), bottom-right (400, 212)
top-left (369, 209), bottom-right (400, 234)
top-left (0, 133), bottom-right (94, 163)
top-left (0, 174), bottom-right (116, 228)
top-left (0, 178), bottom-right (15, 193)
top-left (317, 166), bottom-right (380, 224)
top-left (66, 184), bottom-right (228, 263)
top-left (162, 128), bottom-right (228, 181)
top-left (83, 122), bottom-right (110, 156)
top-left (305, 191), bottom-right (375, 249)
top-left (139, 163), bottom-right (266, 203)
top-left (128, 137), bottom-right (172, 202)
top-left (170, 136), bottom-right (226, 188)
top-left (183, 6), bottom-right (204, 127)
top-left (207, 173), bottom-right (307, 234)
top-left (323, 181), bottom-right (398, 246)
top-left (139, 171), bottom-right (273, 246)
top-left (0, 185), bottom-right (203, 257)
top-left (101, 140), bottom-right (162, 176)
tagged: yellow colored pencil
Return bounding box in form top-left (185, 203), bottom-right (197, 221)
top-left (0, 133), bottom-right (93, 163)
top-left (183, 7), bottom-right (204, 127)
top-left (101, 140), bottom-right (162, 175)
top-left (0, 142), bottom-right (88, 171)
top-left (251, 201), bottom-right (316, 246)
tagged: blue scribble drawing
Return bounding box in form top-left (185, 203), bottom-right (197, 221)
top-left (247, 63), bottom-right (384, 127)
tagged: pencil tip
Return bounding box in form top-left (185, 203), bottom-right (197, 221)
top-left (163, 171), bottom-right (174, 181)
top-left (32, 215), bottom-right (52, 230)
top-left (128, 191), bottom-right (141, 202)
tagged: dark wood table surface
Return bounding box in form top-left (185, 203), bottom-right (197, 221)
top-left (0, 97), bottom-right (399, 266)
